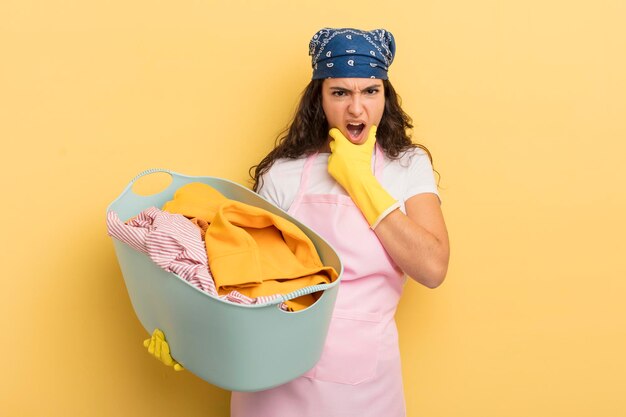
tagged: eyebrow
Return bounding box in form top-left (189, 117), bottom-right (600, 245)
top-left (329, 84), bottom-right (382, 92)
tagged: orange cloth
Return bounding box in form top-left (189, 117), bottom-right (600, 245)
top-left (162, 183), bottom-right (338, 311)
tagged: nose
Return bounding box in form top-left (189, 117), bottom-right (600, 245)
top-left (348, 94), bottom-right (364, 116)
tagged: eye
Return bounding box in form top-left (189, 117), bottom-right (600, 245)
top-left (365, 88), bottom-right (379, 95)
top-left (331, 90), bottom-right (346, 97)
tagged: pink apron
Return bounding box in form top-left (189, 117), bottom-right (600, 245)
top-left (231, 145), bottom-right (407, 417)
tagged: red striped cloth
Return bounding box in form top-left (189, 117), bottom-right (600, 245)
top-left (107, 207), bottom-right (282, 307)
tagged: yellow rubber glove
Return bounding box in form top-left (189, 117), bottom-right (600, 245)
top-left (328, 126), bottom-right (399, 228)
top-left (143, 328), bottom-right (184, 371)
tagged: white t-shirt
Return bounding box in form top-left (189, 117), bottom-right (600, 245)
top-left (258, 147), bottom-right (439, 213)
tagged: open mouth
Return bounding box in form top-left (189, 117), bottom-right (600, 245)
top-left (346, 123), bottom-right (365, 140)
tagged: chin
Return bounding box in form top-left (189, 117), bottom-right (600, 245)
top-left (348, 137), bottom-right (366, 145)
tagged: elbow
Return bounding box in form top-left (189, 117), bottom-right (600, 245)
top-left (414, 256), bottom-right (449, 289)
top-left (423, 275), bottom-right (445, 289)
top-left (422, 268), bottom-right (447, 289)
top-left (427, 244), bottom-right (450, 289)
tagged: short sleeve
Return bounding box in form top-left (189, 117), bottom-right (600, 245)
top-left (255, 158), bottom-right (304, 211)
top-left (257, 170), bottom-right (286, 210)
top-left (404, 150), bottom-right (440, 202)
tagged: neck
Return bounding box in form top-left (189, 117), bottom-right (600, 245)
top-left (319, 135), bottom-right (333, 153)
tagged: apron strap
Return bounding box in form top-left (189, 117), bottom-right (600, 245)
top-left (288, 152), bottom-right (318, 214)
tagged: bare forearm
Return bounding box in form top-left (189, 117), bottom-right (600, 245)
top-left (374, 208), bottom-right (449, 288)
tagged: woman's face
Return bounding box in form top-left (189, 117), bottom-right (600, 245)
top-left (321, 78), bottom-right (385, 146)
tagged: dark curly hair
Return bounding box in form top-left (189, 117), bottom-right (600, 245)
top-left (250, 79), bottom-right (433, 192)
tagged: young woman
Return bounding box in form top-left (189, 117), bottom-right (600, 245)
top-left (231, 27), bottom-right (450, 417)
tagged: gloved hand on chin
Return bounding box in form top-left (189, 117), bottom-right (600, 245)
top-left (328, 126), bottom-right (399, 228)
top-left (143, 328), bottom-right (184, 371)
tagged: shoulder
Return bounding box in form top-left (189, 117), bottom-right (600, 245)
top-left (384, 146), bottom-right (432, 168)
top-left (381, 147), bottom-right (434, 178)
top-left (257, 157), bottom-right (307, 211)
top-left (266, 157), bottom-right (307, 174)
top-left (380, 146), bottom-right (439, 207)
top-left (261, 157), bottom-right (308, 190)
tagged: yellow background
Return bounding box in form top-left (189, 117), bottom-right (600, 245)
top-left (2, 0), bottom-right (625, 415)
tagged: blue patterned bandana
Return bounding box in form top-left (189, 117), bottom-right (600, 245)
top-left (309, 28), bottom-right (396, 80)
